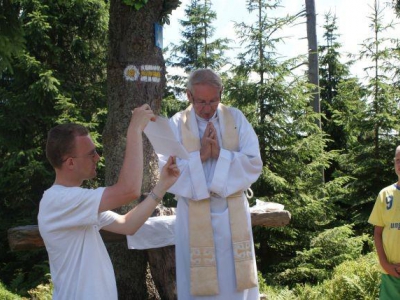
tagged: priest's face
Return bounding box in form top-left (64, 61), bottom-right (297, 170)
top-left (187, 84), bottom-right (221, 120)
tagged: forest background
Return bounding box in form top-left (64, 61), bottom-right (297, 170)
top-left (1, 0), bottom-right (400, 299)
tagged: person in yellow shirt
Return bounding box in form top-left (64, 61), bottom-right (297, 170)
top-left (368, 145), bottom-right (400, 300)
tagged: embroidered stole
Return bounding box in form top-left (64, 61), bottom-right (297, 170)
top-left (181, 104), bottom-right (257, 296)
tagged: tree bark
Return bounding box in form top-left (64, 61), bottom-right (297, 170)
top-left (104, 0), bottom-right (167, 298)
top-left (305, 0), bottom-right (324, 183)
top-left (305, 0), bottom-right (320, 127)
top-left (147, 246), bottom-right (177, 300)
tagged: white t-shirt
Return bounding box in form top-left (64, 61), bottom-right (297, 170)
top-left (38, 185), bottom-right (119, 300)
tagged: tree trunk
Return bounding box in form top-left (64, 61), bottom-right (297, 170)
top-left (104, 1), bottom-right (168, 298)
top-left (146, 207), bottom-right (178, 300)
top-left (305, 0), bottom-right (320, 127)
top-left (305, 0), bottom-right (324, 183)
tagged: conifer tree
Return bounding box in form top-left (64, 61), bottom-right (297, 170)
top-left (0, 0), bottom-right (109, 292)
top-left (318, 12), bottom-right (355, 183)
top-left (224, 0), bottom-right (336, 277)
top-left (165, 0), bottom-right (230, 98)
top-left (339, 0), bottom-right (400, 228)
top-left (0, 0), bottom-right (25, 74)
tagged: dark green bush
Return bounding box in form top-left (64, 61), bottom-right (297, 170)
top-left (275, 225), bottom-right (371, 286)
top-left (258, 252), bottom-right (380, 300)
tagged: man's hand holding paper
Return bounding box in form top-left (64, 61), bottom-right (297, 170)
top-left (144, 116), bottom-right (189, 160)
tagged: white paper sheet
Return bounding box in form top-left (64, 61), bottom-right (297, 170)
top-left (144, 116), bottom-right (189, 159)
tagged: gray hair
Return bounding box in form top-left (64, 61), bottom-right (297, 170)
top-left (186, 69), bottom-right (223, 92)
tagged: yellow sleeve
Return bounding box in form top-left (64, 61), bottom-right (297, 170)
top-left (368, 193), bottom-right (384, 227)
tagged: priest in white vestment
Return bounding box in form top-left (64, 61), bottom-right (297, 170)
top-left (158, 69), bottom-right (263, 299)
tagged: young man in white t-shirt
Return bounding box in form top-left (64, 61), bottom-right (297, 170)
top-left (38, 104), bottom-right (180, 300)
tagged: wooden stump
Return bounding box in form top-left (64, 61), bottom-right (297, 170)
top-left (7, 209), bottom-right (291, 251)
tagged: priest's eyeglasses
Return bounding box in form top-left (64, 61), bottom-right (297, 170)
top-left (189, 91), bottom-right (220, 108)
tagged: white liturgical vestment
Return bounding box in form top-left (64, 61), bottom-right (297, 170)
top-left (158, 104), bottom-right (263, 300)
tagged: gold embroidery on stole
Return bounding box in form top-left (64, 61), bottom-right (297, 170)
top-left (182, 104), bottom-right (257, 296)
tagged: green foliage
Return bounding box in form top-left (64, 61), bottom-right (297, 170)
top-left (395, 0), bottom-right (400, 17)
top-left (170, 0), bottom-right (230, 71)
top-left (0, 277), bottom-right (52, 300)
top-left (27, 276), bottom-right (53, 300)
top-left (160, 94), bottom-right (188, 118)
top-left (0, 1), bottom-right (26, 75)
top-left (122, 0), bottom-right (148, 10)
top-left (0, 0), bottom-right (399, 298)
top-left (321, 253), bottom-right (380, 300)
top-left (292, 252), bottom-right (380, 300)
top-left (222, 0), bottom-right (343, 281)
top-left (0, 0), bottom-right (109, 292)
top-left (122, 0), bottom-right (181, 24)
top-left (160, 0), bottom-right (182, 25)
top-left (165, 0), bottom-right (230, 97)
top-left (257, 270), bottom-right (269, 295)
top-left (318, 12), bottom-right (356, 184)
top-left (274, 225), bottom-right (371, 286)
top-left (333, 1), bottom-right (400, 230)
top-left (260, 285), bottom-right (297, 300)
top-left (7, 257), bottom-right (50, 296)
top-left (257, 252), bottom-right (380, 300)
top-left (0, 281), bottom-right (22, 300)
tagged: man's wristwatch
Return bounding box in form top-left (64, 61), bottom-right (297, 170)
top-left (149, 190), bottom-right (162, 203)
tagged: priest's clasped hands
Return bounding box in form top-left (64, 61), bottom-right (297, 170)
top-left (200, 122), bottom-right (220, 162)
